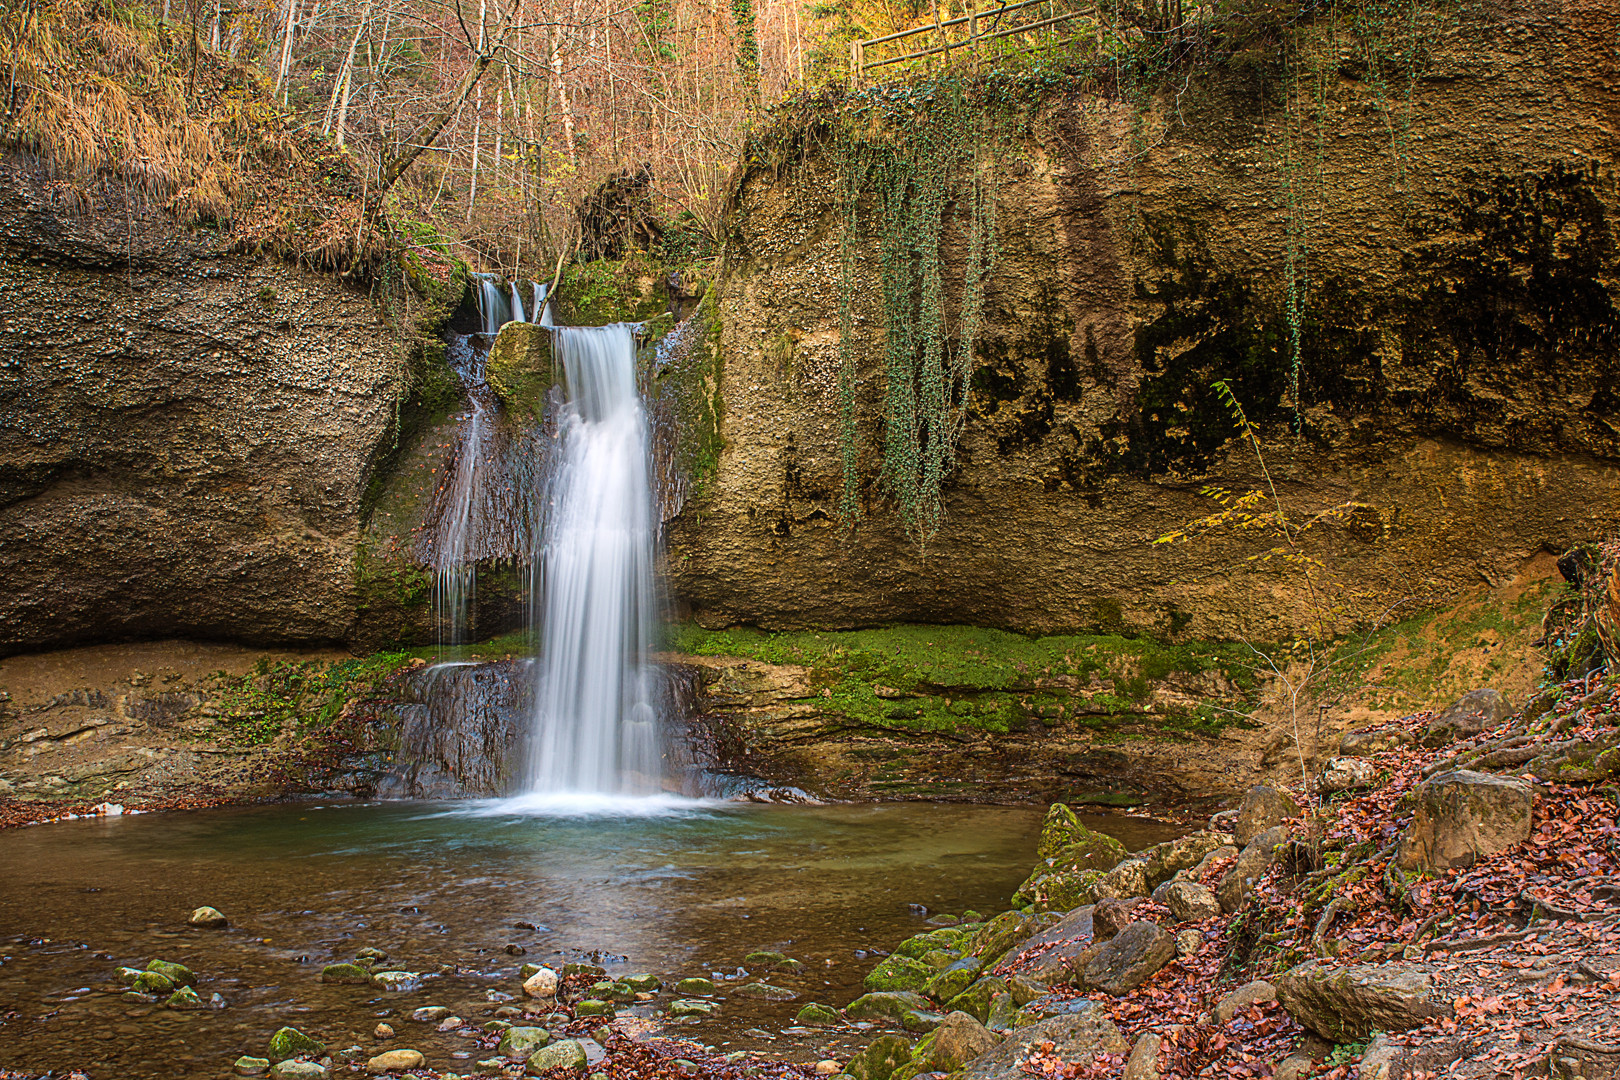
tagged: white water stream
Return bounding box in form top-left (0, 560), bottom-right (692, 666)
top-left (524, 323), bottom-right (663, 797)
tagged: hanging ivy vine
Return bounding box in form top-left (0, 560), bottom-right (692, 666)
top-left (831, 77), bottom-right (1004, 539)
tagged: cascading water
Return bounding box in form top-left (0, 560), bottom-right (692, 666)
top-left (524, 323), bottom-right (663, 797)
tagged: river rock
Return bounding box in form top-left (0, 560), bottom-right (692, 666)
top-left (1036, 804), bottom-right (1087, 859)
top-left (623, 973), bottom-right (661, 992)
top-left (864, 954), bottom-right (934, 993)
top-left (356, 947), bottom-right (388, 962)
top-left (189, 906), bottom-right (229, 928)
top-left (668, 999), bottom-right (718, 1018)
top-left (1137, 831), bottom-right (1234, 891)
top-left (147, 959), bottom-right (196, 988)
top-left (675, 977), bottom-right (716, 994)
top-left (901, 1009), bottom-right (946, 1033)
top-left (522, 966), bottom-right (559, 998)
top-left (732, 982), bottom-right (798, 1001)
top-left (1211, 980), bottom-right (1276, 1023)
top-left (498, 1026), bottom-right (551, 1060)
top-left (897, 927), bottom-right (969, 959)
top-left (1092, 897), bottom-right (1141, 941)
top-left (845, 991), bottom-right (931, 1021)
top-left (269, 1063), bottom-right (327, 1080)
top-left (796, 1003), bottom-right (840, 1025)
top-left (1081, 921), bottom-right (1175, 996)
top-left (321, 963), bottom-right (371, 985)
top-left (1123, 1032), bottom-right (1162, 1080)
top-left (1218, 826), bottom-right (1288, 912)
top-left (1396, 770), bottom-right (1534, 871)
top-left (590, 979), bottom-right (637, 1002)
top-left (1161, 881), bottom-right (1220, 922)
top-left (526, 1039), bottom-right (588, 1073)
top-left (1421, 689), bottom-right (1512, 747)
top-left (268, 1027), bottom-right (326, 1063)
top-left (944, 977), bottom-right (1008, 1024)
top-left (745, 950), bottom-right (804, 971)
top-left (166, 986), bottom-right (205, 1010)
top-left (960, 1009), bottom-right (1128, 1080)
top-left (1339, 728), bottom-right (1413, 757)
top-left (1234, 785), bottom-right (1301, 846)
top-left (575, 999), bottom-right (615, 1017)
top-left (131, 970), bottom-right (175, 994)
top-left (914, 1011), bottom-right (1000, 1072)
top-left (367, 1049), bottom-right (423, 1073)
top-left (369, 970), bottom-right (422, 993)
top-left (924, 955), bottom-right (983, 1001)
top-left (1319, 757), bottom-right (1379, 793)
top-left (1273, 961), bottom-right (1452, 1040)
top-left (848, 1035), bottom-right (911, 1080)
top-left (234, 1057), bottom-right (271, 1077)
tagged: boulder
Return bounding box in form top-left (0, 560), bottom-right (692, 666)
top-left (1162, 881), bottom-right (1220, 923)
top-left (844, 991), bottom-right (932, 1021)
top-left (847, 1035), bottom-right (912, 1080)
top-left (1273, 961), bottom-right (1452, 1040)
top-left (590, 980), bottom-right (637, 1002)
top-left (864, 954), bottom-right (934, 993)
top-left (944, 977), bottom-right (1008, 1024)
top-left (574, 999), bottom-right (615, 1017)
top-left (921, 948), bottom-right (963, 971)
top-left (960, 1009), bottom-right (1128, 1080)
top-left (1528, 731), bottom-right (1620, 784)
top-left (1396, 770), bottom-right (1534, 871)
top-left (1234, 786), bottom-right (1301, 846)
top-left (497, 1027), bottom-right (551, 1061)
top-left (1357, 1033), bottom-right (1404, 1080)
top-left (1015, 938), bottom-right (1103, 987)
top-left (1092, 897), bottom-right (1141, 941)
top-left (1137, 831), bottom-right (1234, 891)
top-left (522, 967), bottom-right (559, 998)
top-left (1094, 859), bottom-right (1149, 902)
top-left (525, 1040), bottom-right (588, 1074)
top-left (1123, 1032), bottom-right (1162, 1080)
top-left (367, 1049), bottom-right (424, 1074)
top-left (924, 956), bottom-right (983, 1001)
top-left (667, 999), bottom-right (717, 1018)
top-left (1421, 689), bottom-right (1512, 747)
top-left (165, 986), bottom-right (205, 1010)
top-left (896, 927), bottom-right (970, 959)
top-left (1319, 757), bottom-right (1379, 793)
top-left (1081, 921), bottom-right (1176, 996)
top-left (1211, 980), bottom-right (1276, 1023)
top-left (267, 1028), bottom-right (325, 1063)
top-left (189, 906), bottom-right (229, 928)
top-left (984, 991), bottom-right (1017, 1033)
top-left (970, 911), bottom-right (1057, 965)
top-left (1035, 804), bottom-right (1091, 860)
top-left (1218, 826), bottom-right (1288, 912)
top-left (623, 973), bottom-right (661, 992)
top-left (796, 1003), bottom-right (840, 1026)
top-left (1339, 728), bottom-right (1413, 757)
top-left (914, 1011), bottom-right (1001, 1072)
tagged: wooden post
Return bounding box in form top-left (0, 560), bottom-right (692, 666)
top-left (969, 3), bottom-right (978, 68)
top-left (850, 39), bottom-right (863, 88)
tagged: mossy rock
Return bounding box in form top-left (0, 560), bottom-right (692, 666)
top-left (488, 322), bottom-right (554, 419)
top-left (895, 928), bottom-right (969, 960)
top-left (796, 1003), bottom-right (840, 1026)
top-left (574, 999), bottom-right (616, 1017)
top-left (745, 950), bottom-right (804, 972)
top-left (1036, 803), bottom-right (1087, 859)
top-left (1017, 868), bottom-right (1104, 913)
top-left (846, 1034), bottom-right (912, 1080)
top-left (675, 977), bottom-right (716, 994)
top-left (863, 954), bottom-right (934, 993)
top-left (267, 1027), bottom-right (325, 1063)
top-left (320, 963), bottom-right (371, 985)
top-left (844, 991), bottom-right (931, 1020)
top-left (130, 970), bottom-right (175, 995)
top-left (624, 974), bottom-right (662, 992)
top-left (498, 1026), bottom-right (551, 1060)
top-left (165, 986), bottom-right (205, 1010)
top-left (146, 960), bottom-right (196, 988)
top-left (970, 911), bottom-right (1057, 965)
top-left (945, 977), bottom-right (1008, 1024)
top-left (589, 980), bottom-right (637, 1002)
top-left (924, 956), bottom-right (984, 1002)
top-left (920, 948), bottom-right (962, 972)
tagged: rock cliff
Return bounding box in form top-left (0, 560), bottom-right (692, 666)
top-left (665, 1), bottom-right (1620, 638)
top-left (0, 158), bottom-right (406, 655)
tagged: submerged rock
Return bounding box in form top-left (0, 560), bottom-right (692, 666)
top-left (410, 1007), bottom-right (451, 1023)
top-left (146, 960), bottom-right (196, 988)
top-left (526, 1039), bottom-right (588, 1073)
top-left (731, 982), bottom-right (798, 1001)
top-left (369, 970), bottom-right (422, 993)
top-left (744, 950), bottom-right (804, 971)
top-left (321, 963), bottom-right (371, 985)
top-left (844, 991), bottom-right (931, 1021)
top-left (667, 999), bottom-right (718, 1018)
top-left (269, 1063), bottom-right (327, 1080)
top-left (796, 1003), bottom-right (840, 1026)
top-left (497, 1027), bottom-right (551, 1061)
top-left (234, 1057), bottom-right (270, 1077)
top-left (574, 999), bottom-right (616, 1017)
top-left (165, 986), bottom-right (205, 1010)
top-left (675, 977), bottom-right (716, 995)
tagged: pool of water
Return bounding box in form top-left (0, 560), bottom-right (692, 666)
top-left (0, 799), bottom-right (1182, 1078)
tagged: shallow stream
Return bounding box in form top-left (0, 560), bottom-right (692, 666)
top-left (0, 799), bottom-right (1181, 1078)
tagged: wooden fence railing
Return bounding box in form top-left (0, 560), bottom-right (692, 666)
top-left (849, 0), bottom-right (1087, 87)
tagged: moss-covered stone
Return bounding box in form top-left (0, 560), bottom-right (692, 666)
top-left (267, 1027), bottom-right (325, 1063)
top-left (844, 991), bottom-right (931, 1020)
top-left (488, 323), bottom-right (554, 419)
top-left (945, 977), bottom-right (1009, 1024)
top-left (146, 960), bottom-right (196, 988)
top-left (863, 954), bottom-right (934, 993)
top-left (846, 1035), bottom-right (912, 1080)
top-left (924, 955), bottom-right (984, 1002)
top-left (321, 963), bottom-right (371, 985)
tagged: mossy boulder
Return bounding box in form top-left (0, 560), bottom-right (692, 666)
top-left (796, 1003), bottom-right (840, 1025)
top-left (130, 970), bottom-right (175, 995)
top-left (863, 954), bottom-right (933, 993)
top-left (165, 986), bottom-right (205, 1010)
top-left (267, 1027), bottom-right (325, 1063)
top-left (894, 928), bottom-right (969, 960)
top-left (146, 960), bottom-right (196, 988)
top-left (745, 950), bottom-right (804, 971)
top-left (969, 911), bottom-right (1059, 965)
top-left (574, 999), bottom-right (616, 1017)
top-left (844, 991), bottom-right (931, 1020)
top-left (1038, 803), bottom-right (1126, 861)
top-left (846, 1034), bottom-right (912, 1080)
top-left (675, 977), bottom-right (716, 994)
top-left (924, 956), bottom-right (984, 1002)
top-left (945, 977), bottom-right (1008, 1024)
top-left (497, 1026), bottom-right (551, 1061)
top-left (525, 1039), bottom-right (588, 1073)
top-left (589, 980), bottom-right (637, 1002)
top-left (488, 322), bottom-right (554, 418)
top-left (320, 963), bottom-right (371, 985)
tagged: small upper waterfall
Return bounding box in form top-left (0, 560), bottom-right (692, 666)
top-left (473, 272), bottom-right (550, 335)
top-left (525, 323), bottom-right (663, 796)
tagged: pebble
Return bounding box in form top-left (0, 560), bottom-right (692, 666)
top-left (815, 1062), bottom-right (841, 1075)
top-left (189, 906), bottom-right (229, 928)
top-left (374, 1024), bottom-right (394, 1039)
top-left (367, 1049), bottom-right (424, 1073)
top-left (522, 967), bottom-right (560, 999)
top-left (410, 1007), bottom-right (452, 1023)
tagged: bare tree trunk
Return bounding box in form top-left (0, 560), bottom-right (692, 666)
top-left (371, 51), bottom-right (494, 209)
top-left (324, 0), bottom-right (370, 139)
top-left (551, 28), bottom-right (575, 164)
top-left (274, 0), bottom-right (298, 101)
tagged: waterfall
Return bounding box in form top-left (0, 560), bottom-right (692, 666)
top-left (510, 281), bottom-right (527, 325)
top-left (524, 323), bottom-right (663, 796)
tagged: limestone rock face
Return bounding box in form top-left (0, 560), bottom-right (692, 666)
top-left (1397, 770), bottom-right (1534, 871)
top-left (1274, 961), bottom-right (1452, 1041)
top-left (665, 16), bottom-right (1620, 642)
top-left (1421, 690), bottom-right (1513, 748)
top-left (0, 159), bottom-right (405, 655)
top-left (960, 1009), bottom-right (1128, 1080)
top-left (1235, 787), bottom-right (1301, 847)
